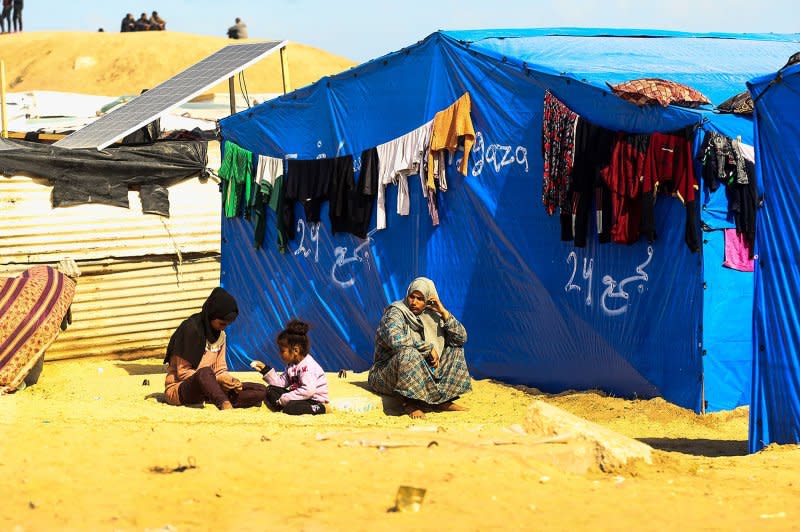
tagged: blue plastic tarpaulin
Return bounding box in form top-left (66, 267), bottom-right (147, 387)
top-left (217, 29), bottom-right (800, 412)
top-left (748, 63), bottom-right (800, 452)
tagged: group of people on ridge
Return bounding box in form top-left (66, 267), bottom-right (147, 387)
top-left (120, 11), bottom-right (166, 32)
top-left (164, 277), bottom-right (471, 418)
top-left (0, 0), bottom-right (23, 33)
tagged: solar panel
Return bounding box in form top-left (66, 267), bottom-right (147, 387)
top-left (55, 41), bottom-right (286, 150)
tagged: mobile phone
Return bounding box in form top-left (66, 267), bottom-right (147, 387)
top-left (427, 299), bottom-right (436, 305)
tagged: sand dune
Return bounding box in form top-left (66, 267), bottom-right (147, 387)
top-left (0, 31), bottom-right (356, 96)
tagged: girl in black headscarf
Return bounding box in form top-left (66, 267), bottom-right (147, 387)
top-left (163, 287), bottom-right (266, 409)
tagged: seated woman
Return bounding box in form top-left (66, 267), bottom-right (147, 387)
top-left (368, 277), bottom-right (471, 418)
top-left (164, 287), bottom-right (266, 410)
top-left (0, 265), bottom-right (77, 394)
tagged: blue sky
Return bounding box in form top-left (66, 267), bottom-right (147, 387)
top-left (24, 0), bottom-right (800, 62)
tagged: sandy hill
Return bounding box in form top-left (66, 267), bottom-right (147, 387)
top-left (0, 31), bottom-right (356, 95)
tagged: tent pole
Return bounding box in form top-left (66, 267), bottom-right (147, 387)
top-left (228, 76), bottom-right (236, 115)
top-left (1, 60), bottom-right (8, 138)
top-left (701, 374), bottom-right (706, 414)
top-left (280, 46), bottom-right (292, 94)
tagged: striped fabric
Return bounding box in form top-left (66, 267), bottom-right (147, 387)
top-left (368, 306), bottom-right (472, 405)
top-left (0, 266), bottom-right (76, 394)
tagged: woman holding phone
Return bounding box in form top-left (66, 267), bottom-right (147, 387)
top-left (368, 277), bottom-right (471, 418)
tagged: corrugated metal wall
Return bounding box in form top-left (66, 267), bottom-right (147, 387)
top-left (0, 143), bottom-right (222, 360)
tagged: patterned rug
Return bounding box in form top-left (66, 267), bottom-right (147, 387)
top-left (608, 78), bottom-right (711, 108)
top-left (0, 266), bottom-right (76, 393)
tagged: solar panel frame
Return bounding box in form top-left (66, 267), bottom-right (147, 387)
top-left (54, 40), bottom-right (286, 150)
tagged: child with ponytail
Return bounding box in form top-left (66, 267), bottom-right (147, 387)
top-left (251, 319), bottom-right (330, 415)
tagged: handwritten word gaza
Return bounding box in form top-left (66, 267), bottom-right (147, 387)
top-left (565, 246), bottom-right (654, 317)
top-left (470, 131), bottom-right (529, 176)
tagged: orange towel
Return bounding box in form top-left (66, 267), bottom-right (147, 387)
top-left (427, 93), bottom-right (475, 190)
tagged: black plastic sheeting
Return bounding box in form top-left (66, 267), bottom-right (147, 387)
top-left (0, 139), bottom-right (208, 217)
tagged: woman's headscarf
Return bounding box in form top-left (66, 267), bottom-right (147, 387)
top-left (164, 287), bottom-right (239, 367)
top-left (390, 277), bottom-right (446, 357)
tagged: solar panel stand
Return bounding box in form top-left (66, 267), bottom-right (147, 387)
top-left (1, 60), bottom-right (8, 138)
top-left (228, 77), bottom-right (236, 115)
top-left (280, 45), bottom-right (292, 94)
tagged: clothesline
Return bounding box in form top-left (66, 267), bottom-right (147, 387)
top-left (218, 93), bottom-right (476, 252)
top-left (541, 90), bottom-right (758, 256)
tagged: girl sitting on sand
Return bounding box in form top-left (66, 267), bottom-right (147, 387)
top-left (164, 287), bottom-right (267, 410)
top-left (251, 319), bottom-right (330, 415)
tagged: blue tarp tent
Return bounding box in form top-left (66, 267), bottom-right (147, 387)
top-left (218, 29), bottom-right (800, 413)
top-left (748, 63), bottom-right (800, 452)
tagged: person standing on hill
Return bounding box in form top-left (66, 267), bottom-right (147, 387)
top-left (227, 17), bottom-right (248, 39)
top-left (0, 0), bottom-right (12, 33)
top-left (11, 0), bottom-right (21, 32)
top-left (134, 12), bottom-right (150, 31)
top-left (120, 13), bottom-right (135, 32)
top-left (149, 11), bottom-right (166, 30)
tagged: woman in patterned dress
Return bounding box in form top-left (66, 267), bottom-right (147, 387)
top-left (368, 277), bottom-right (471, 419)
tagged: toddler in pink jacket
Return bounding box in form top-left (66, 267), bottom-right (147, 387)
top-left (251, 319), bottom-right (329, 415)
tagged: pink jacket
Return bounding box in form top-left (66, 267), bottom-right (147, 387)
top-left (263, 353), bottom-right (329, 405)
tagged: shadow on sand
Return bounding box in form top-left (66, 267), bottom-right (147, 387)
top-left (115, 362), bottom-right (166, 376)
top-left (346, 380), bottom-right (405, 416)
top-left (638, 438), bottom-right (748, 457)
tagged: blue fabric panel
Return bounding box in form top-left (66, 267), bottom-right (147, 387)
top-left (214, 31), bottom-right (759, 411)
top-left (702, 230), bottom-right (753, 412)
top-left (443, 28), bottom-right (800, 43)
top-left (747, 65), bottom-right (800, 452)
top-left (221, 36), bottom-right (455, 159)
top-left (462, 34), bottom-right (800, 106)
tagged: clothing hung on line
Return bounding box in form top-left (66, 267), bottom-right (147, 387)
top-left (421, 149), bottom-right (451, 227)
top-left (541, 90), bottom-right (578, 216)
top-left (600, 133), bottom-right (653, 244)
top-left (563, 118), bottom-right (615, 247)
top-left (699, 131), bottom-right (758, 252)
top-left (427, 92), bottom-right (475, 190)
top-left (330, 148), bottom-right (379, 239)
top-left (375, 120), bottom-right (433, 230)
top-left (256, 155), bottom-right (284, 189)
top-left (279, 156), bottom-right (342, 241)
top-left (644, 129), bottom-right (700, 252)
top-left (723, 228), bottom-right (755, 272)
top-left (218, 141), bottom-right (253, 218)
top-left (250, 155), bottom-right (286, 249)
top-left (699, 131), bottom-right (751, 190)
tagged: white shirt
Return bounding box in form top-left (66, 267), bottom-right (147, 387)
top-left (375, 120), bottom-right (433, 230)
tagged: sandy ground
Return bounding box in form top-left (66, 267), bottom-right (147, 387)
top-left (0, 32), bottom-right (355, 95)
top-left (1, 358), bottom-right (798, 532)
